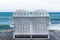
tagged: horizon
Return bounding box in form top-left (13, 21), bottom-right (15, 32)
top-left (1, 11), bottom-right (60, 13)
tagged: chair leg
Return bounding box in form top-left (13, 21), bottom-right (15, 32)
top-left (13, 34), bottom-right (15, 39)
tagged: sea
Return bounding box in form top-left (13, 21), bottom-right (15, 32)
top-left (0, 12), bottom-right (60, 30)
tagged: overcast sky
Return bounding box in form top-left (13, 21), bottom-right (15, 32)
top-left (0, 0), bottom-right (60, 12)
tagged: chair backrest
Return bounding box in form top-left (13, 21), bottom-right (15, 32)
top-left (13, 10), bottom-right (31, 33)
top-left (32, 10), bottom-right (49, 33)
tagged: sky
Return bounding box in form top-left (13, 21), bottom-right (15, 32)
top-left (0, 0), bottom-right (60, 12)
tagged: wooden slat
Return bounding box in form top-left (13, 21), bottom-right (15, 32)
top-left (0, 32), bottom-right (13, 40)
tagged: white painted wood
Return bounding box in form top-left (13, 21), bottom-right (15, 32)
top-left (13, 10), bottom-right (49, 39)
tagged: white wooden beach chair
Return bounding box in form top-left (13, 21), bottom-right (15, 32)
top-left (13, 10), bottom-right (50, 40)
